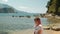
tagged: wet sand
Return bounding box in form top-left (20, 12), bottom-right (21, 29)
top-left (8, 29), bottom-right (60, 34)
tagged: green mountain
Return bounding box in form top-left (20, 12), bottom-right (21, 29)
top-left (0, 3), bottom-right (15, 13)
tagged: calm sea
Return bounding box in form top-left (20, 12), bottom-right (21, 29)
top-left (0, 13), bottom-right (49, 31)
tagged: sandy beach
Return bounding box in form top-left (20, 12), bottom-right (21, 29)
top-left (8, 29), bottom-right (60, 34)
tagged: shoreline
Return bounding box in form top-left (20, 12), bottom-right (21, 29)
top-left (8, 29), bottom-right (60, 34)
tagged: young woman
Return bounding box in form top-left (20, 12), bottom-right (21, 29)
top-left (34, 17), bottom-right (43, 34)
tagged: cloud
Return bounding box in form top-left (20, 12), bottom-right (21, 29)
top-left (18, 6), bottom-right (32, 12)
top-left (2, 0), bottom-right (8, 2)
top-left (17, 6), bottom-right (45, 13)
top-left (17, 6), bottom-right (41, 13)
top-left (19, 6), bottom-right (28, 9)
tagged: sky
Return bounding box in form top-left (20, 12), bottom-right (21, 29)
top-left (0, 0), bottom-right (49, 13)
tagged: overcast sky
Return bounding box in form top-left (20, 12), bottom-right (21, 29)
top-left (0, 0), bottom-right (49, 13)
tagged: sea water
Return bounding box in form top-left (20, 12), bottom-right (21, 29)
top-left (0, 13), bottom-right (49, 31)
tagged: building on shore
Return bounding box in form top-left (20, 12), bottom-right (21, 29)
top-left (46, 0), bottom-right (60, 16)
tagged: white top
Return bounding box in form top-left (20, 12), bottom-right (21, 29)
top-left (34, 24), bottom-right (43, 34)
top-left (34, 24), bottom-right (42, 30)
